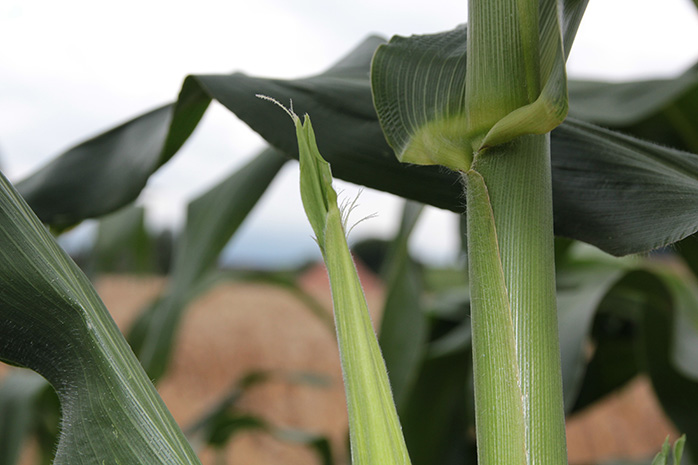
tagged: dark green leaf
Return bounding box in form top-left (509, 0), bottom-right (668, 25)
top-left (633, 270), bottom-right (698, 457)
top-left (571, 290), bottom-right (642, 413)
top-left (20, 36), bottom-right (467, 229)
top-left (0, 171), bottom-right (201, 464)
top-left (378, 200), bottom-right (426, 408)
top-left (551, 118), bottom-right (698, 255)
top-left (400, 350), bottom-right (476, 465)
top-left (192, 36), bottom-right (466, 214)
top-left (19, 32), bottom-right (698, 257)
top-left (556, 261), bottom-right (625, 412)
top-left (18, 76), bottom-right (211, 228)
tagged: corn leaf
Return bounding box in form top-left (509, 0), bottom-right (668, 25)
top-left (568, 63), bottom-right (698, 153)
top-left (372, 0), bottom-right (587, 171)
top-left (93, 205), bottom-right (157, 274)
top-left (16, 33), bottom-right (698, 258)
top-left (0, 170), bottom-right (201, 464)
top-left (556, 261), bottom-right (626, 412)
top-left (631, 269), bottom-right (698, 457)
top-left (294, 113), bottom-right (411, 464)
top-left (378, 200), bottom-right (427, 409)
top-left (551, 118), bottom-right (698, 255)
top-left (465, 169), bottom-right (527, 465)
top-left (570, 285), bottom-right (641, 413)
top-left (17, 77), bottom-right (210, 229)
top-left (400, 350), bottom-right (475, 465)
top-left (127, 147), bottom-right (287, 382)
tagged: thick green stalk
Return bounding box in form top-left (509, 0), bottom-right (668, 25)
top-left (465, 0), bottom-right (540, 139)
top-left (465, 168), bottom-right (527, 465)
top-left (464, 0), bottom-right (567, 462)
top-left (469, 134), bottom-right (567, 465)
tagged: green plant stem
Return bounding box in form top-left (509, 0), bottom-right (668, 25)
top-left (466, 134), bottom-right (567, 464)
top-left (464, 0), bottom-right (567, 462)
top-left (323, 206), bottom-right (411, 464)
top-left (465, 167), bottom-right (527, 465)
top-left (465, 0), bottom-right (539, 139)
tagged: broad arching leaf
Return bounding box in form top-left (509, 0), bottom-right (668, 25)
top-left (16, 36), bottom-right (463, 229)
top-left (551, 118), bottom-right (698, 255)
top-left (16, 30), bottom-right (698, 257)
top-left (0, 171), bottom-right (201, 464)
top-left (18, 77), bottom-right (211, 229)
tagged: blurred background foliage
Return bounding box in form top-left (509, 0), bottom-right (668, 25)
top-left (2, 18), bottom-right (698, 465)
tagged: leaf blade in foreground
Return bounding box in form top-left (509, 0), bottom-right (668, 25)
top-left (0, 170), bottom-right (201, 465)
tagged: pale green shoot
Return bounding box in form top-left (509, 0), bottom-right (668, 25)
top-left (651, 435), bottom-right (686, 465)
top-left (257, 95), bottom-right (411, 465)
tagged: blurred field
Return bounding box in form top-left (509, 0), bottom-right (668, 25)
top-left (1, 264), bottom-right (679, 465)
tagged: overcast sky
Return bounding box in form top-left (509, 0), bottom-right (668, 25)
top-left (1, 1), bottom-right (697, 266)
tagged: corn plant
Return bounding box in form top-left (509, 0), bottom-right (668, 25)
top-left (2, 1), bottom-right (698, 464)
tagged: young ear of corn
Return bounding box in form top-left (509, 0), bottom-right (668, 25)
top-left (291, 106), bottom-right (411, 465)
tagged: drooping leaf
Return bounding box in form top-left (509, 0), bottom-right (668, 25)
top-left (378, 200), bottom-right (427, 409)
top-left (0, 170), bottom-right (201, 464)
top-left (17, 36), bottom-right (467, 231)
top-left (128, 147), bottom-right (287, 382)
top-left (551, 118), bottom-right (698, 255)
top-left (17, 76), bottom-right (211, 229)
top-left (191, 37), bottom-right (456, 209)
top-left (17, 32), bottom-right (698, 258)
